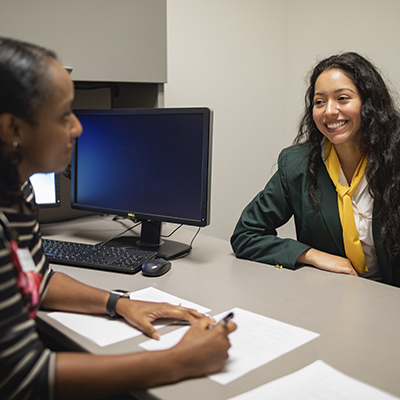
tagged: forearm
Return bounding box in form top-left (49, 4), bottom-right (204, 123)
top-left (55, 349), bottom-right (184, 400)
top-left (43, 274), bottom-right (198, 396)
top-left (43, 274), bottom-right (235, 400)
top-left (54, 319), bottom-right (236, 400)
top-left (42, 272), bottom-right (109, 314)
top-left (41, 271), bottom-right (215, 341)
top-left (296, 248), bottom-right (319, 266)
top-left (231, 171), bottom-right (308, 269)
top-left (231, 230), bottom-right (309, 269)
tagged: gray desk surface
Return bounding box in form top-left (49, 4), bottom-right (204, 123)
top-left (38, 215), bottom-right (400, 399)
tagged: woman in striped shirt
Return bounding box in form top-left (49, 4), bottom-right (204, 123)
top-left (0, 37), bottom-right (236, 400)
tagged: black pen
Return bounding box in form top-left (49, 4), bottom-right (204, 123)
top-left (170, 311), bottom-right (234, 327)
top-left (208, 311), bottom-right (234, 329)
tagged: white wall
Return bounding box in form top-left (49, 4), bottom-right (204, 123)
top-left (165, 0), bottom-right (400, 241)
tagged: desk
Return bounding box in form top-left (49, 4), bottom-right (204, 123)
top-left (38, 215), bottom-right (400, 399)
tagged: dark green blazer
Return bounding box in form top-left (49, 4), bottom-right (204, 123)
top-left (231, 143), bottom-right (398, 286)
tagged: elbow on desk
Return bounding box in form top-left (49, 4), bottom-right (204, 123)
top-left (230, 231), bottom-right (269, 265)
top-left (230, 231), bottom-right (249, 259)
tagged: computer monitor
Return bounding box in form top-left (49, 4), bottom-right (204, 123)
top-left (71, 107), bottom-right (213, 259)
top-left (30, 172), bottom-right (61, 208)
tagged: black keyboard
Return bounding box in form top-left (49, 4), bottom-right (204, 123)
top-left (42, 239), bottom-right (157, 274)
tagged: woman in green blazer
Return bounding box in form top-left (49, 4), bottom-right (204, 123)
top-left (231, 53), bottom-right (400, 287)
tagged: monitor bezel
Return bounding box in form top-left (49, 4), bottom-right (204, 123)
top-left (71, 107), bottom-right (213, 228)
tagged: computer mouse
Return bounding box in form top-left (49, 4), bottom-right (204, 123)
top-left (142, 258), bottom-right (171, 277)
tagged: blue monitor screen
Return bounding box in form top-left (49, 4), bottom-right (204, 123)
top-left (72, 108), bottom-right (212, 227)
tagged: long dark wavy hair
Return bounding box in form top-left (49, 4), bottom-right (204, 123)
top-left (0, 37), bottom-right (57, 206)
top-left (294, 52), bottom-right (400, 259)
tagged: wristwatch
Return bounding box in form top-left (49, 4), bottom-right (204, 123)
top-left (106, 290), bottom-right (130, 318)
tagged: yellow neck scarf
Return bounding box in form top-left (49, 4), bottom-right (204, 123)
top-left (324, 140), bottom-right (368, 274)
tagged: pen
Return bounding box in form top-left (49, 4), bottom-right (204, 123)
top-left (170, 311), bottom-right (234, 327)
top-left (208, 311), bottom-right (234, 329)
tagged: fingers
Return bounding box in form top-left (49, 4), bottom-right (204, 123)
top-left (140, 321), bottom-right (161, 340)
top-left (176, 306), bottom-right (209, 323)
top-left (141, 301), bottom-right (209, 322)
top-left (344, 267), bottom-right (358, 276)
top-left (191, 316), bottom-right (237, 335)
top-left (224, 321), bottom-right (237, 334)
top-left (120, 298), bottom-right (234, 344)
top-left (194, 316), bottom-right (216, 329)
top-left (123, 313), bottom-right (161, 340)
top-left (208, 320), bottom-right (237, 338)
top-left (329, 261), bottom-right (358, 276)
top-left (173, 316), bottom-right (235, 377)
top-left (142, 325), bottom-right (161, 340)
top-left (119, 299), bottom-right (215, 340)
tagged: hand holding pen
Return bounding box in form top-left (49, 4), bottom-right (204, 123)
top-left (208, 311), bottom-right (234, 329)
top-left (171, 312), bottom-right (236, 378)
top-left (170, 311), bottom-right (234, 328)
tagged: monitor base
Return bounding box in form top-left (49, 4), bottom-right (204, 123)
top-left (106, 236), bottom-right (191, 260)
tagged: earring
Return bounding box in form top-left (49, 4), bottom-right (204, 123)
top-left (12, 141), bottom-right (18, 148)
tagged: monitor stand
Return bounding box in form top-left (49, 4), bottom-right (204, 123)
top-left (106, 220), bottom-right (191, 260)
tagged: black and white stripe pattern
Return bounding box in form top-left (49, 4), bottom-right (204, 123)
top-left (0, 184), bottom-right (55, 400)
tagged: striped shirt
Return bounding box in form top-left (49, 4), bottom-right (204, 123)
top-left (0, 182), bottom-right (55, 400)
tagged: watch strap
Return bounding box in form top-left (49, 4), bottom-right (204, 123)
top-left (106, 290), bottom-right (129, 318)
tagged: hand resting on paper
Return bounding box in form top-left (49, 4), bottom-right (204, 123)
top-left (116, 298), bottom-right (207, 340)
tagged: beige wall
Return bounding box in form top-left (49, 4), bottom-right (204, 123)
top-left (165, 0), bottom-right (400, 241)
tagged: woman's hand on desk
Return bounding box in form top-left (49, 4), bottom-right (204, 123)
top-left (169, 317), bottom-right (237, 379)
top-left (116, 299), bottom-right (206, 340)
top-left (297, 248), bottom-right (358, 276)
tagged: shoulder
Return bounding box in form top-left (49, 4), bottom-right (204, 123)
top-left (277, 143), bottom-right (311, 172)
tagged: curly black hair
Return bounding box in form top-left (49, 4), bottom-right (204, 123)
top-left (0, 37), bottom-right (57, 206)
top-left (294, 52), bottom-right (400, 259)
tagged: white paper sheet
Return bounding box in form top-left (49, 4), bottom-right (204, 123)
top-left (48, 312), bottom-right (143, 347)
top-left (227, 360), bottom-right (400, 400)
top-left (129, 286), bottom-right (211, 314)
top-left (48, 287), bottom-right (211, 347)
top-left (139, 307), bottom-right (320, 384)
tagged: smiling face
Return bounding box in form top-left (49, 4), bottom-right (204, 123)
top-left (16, 59), bottom-right (82, 182)
top-left (313, 68), bottom-right (362, 151)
